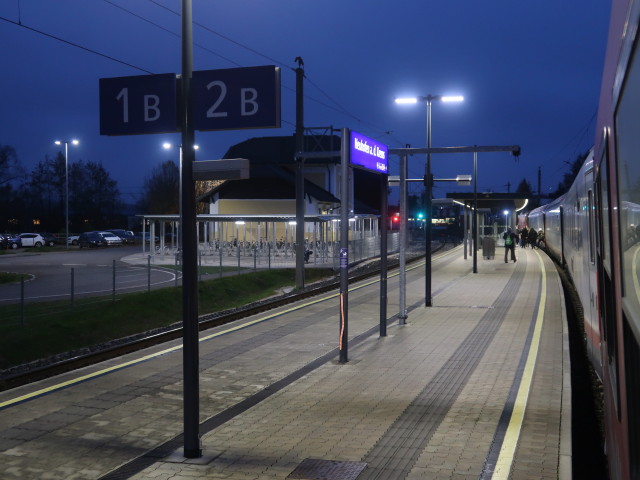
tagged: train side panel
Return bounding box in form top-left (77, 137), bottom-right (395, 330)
top-left (594, 0), bottom-right (640, 477)
top-left (563, 153), bottom-right (602, 375)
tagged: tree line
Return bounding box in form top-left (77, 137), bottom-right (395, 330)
top-left (0, 144), bottom-right (200, 235)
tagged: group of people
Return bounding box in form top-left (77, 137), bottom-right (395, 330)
top-left (502, 225), bottom-right (545, 263)
top-left (516, 225), bottom-right (541, 249)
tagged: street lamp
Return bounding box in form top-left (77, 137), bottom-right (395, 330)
top-left (395, 94), bottom-right (463, 306)
top-left (503, 209), bottom-right (509, 230)
top-left (54, 139), bottom-right (79, 249)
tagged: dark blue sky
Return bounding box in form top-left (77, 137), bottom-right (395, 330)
top-left (1, 1), bottom-right (610, 205)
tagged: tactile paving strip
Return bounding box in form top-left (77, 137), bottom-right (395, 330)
top-left (287, 458), bottom-right (367, 480)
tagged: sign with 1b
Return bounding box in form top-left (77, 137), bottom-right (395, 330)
top-left (99, 73), bottom-right (178, 136)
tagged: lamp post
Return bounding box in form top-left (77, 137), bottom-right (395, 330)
top-left (395, 94), bottom-right (463, 306)
top-left (503, 209), bottom-right (509, 230)
top-left (54, 139), bottom-right (79, 249)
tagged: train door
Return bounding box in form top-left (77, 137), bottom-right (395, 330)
top-left (587, 188), bottom-right (602, 374)
top-left (596, 149), bottom-right (620, 413)
top-left (596, 143), bottom-right (625, 479)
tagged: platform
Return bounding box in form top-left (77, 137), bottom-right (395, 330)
top-left (0, 246), bottom-right (570, 479)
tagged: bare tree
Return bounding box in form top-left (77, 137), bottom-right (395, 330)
top-left (139, 160), bottom-right (179, 214)
top-left (0, 145), bottom-right (24, 186)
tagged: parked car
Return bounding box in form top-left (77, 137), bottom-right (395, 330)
top-left (6, 234), bottom-right (21, 249)
top-left (67, 235), bottom-right (80, 246)
top-left (18, 233), bottom-right (45, 247)
top-left (96, 231), bottom-right (123, 246)
top-left (106, 229), bottom-right (135, 245)
top-left (0, 233), bottom-right (11, 249)
top-left (39, 232), bottom-right (58, 247)
top-left (78, 232), bottom-right (107, 248)
top-left (134, 232), bottom-right (159, 244)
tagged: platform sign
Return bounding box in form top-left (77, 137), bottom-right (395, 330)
top-left (100, 66), bottom-right (280, 136)
top-left (99, 73), bottom-right (178, 136)
top-left (349, 130), bottom-right (388, 174)
top-left (191, 65), bottom-right (281, 131)
top-left (340, 248), bottom-right (348, 268)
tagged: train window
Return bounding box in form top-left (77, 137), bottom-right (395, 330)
top-left (614, 33), bottom-right (640, 326)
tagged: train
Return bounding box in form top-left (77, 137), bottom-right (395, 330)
top-left (528, 1), bottom-right (640, 478)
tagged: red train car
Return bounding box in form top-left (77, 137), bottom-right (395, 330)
top-left (594, 0), bottom-right (640, 478)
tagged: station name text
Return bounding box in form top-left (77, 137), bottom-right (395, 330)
top-left (354, 138), bottom-right (387, 161)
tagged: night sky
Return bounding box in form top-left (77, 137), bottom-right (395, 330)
top-left (0, 0), bottom-right (611, 205)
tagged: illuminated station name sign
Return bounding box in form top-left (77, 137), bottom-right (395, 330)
top-left (350, 130), bottom-right (388, 174)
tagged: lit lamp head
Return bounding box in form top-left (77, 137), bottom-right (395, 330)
top-left (394, 97), bottom-right (418, 105)
top-left (54, 139), bottom-right (79, 146)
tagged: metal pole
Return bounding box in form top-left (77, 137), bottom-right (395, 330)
top-left (65, 142), bottom-right (69, 250)
top-left (463, 204), bottom-right (468, 260)
top-left (339, 128), bottom-right (349, 363)
top-left (295, 61), bottom-right (305, 289)
top-left (425, 99), bottom-right (433, 307)
top-left (473, 151), bottom-right (478, 274)
top-left (380, 173), bottom-right (388, 336)
top-left (399, 153), bottom-right (407, 323)
top-left (20, 276), bottom-right (25, 326)
top-left (70, 267), bottom-right (74, 308)
top-left (181, 0), bottom-right (201, 458)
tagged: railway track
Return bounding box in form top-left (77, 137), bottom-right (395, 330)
top-left (1, 248), bottom-right (436, 391)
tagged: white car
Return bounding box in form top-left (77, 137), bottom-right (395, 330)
top-left (97, 231), bottom-right (123, 246)
top-left (67, 235), bottom-right (80, 246)
top-left (19, 233), bottom-right (45, 247)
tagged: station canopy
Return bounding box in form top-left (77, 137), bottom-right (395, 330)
top-left (446, 192), bottom-right (530, 213)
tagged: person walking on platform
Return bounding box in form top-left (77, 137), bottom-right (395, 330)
top-left (528, 227), bottom-right (538, 249)
top-left (503, 228), bottom-right (517, 263)
top-left (519, 225), bottom-right (528, 248)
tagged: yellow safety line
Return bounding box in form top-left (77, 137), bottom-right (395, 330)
top-left (492, 249), bottom-right (547, 479)
top-left (0, 247), bottom-right (458, 410)
top-left (0, 344), bottom-right (183, 409)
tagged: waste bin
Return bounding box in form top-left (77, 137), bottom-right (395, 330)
top-left (482, 237), bottom-right (495, 259)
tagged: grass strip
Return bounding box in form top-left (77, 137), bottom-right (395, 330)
top-left (0, 268), bottom-right (334, 370)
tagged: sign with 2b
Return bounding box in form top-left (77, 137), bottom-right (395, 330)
top-left (99, 66), bottom-right (280, 136)
top-left (191, 65), bottom-right (280, 131)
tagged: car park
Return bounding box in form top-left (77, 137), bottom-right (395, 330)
top-left (106, 229), bottom-right (135, 245)
top-left (78, 232), bottom-right (107, 248)
top-left (18, 233), bottom-right (45, 247)
top-left (97, 231), bottom-right (123, 246)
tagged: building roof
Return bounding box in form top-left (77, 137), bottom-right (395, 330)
top-left (198, 164), bottom-right (340, 204)
top-left (223, 134), bottom-right (341, 165)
